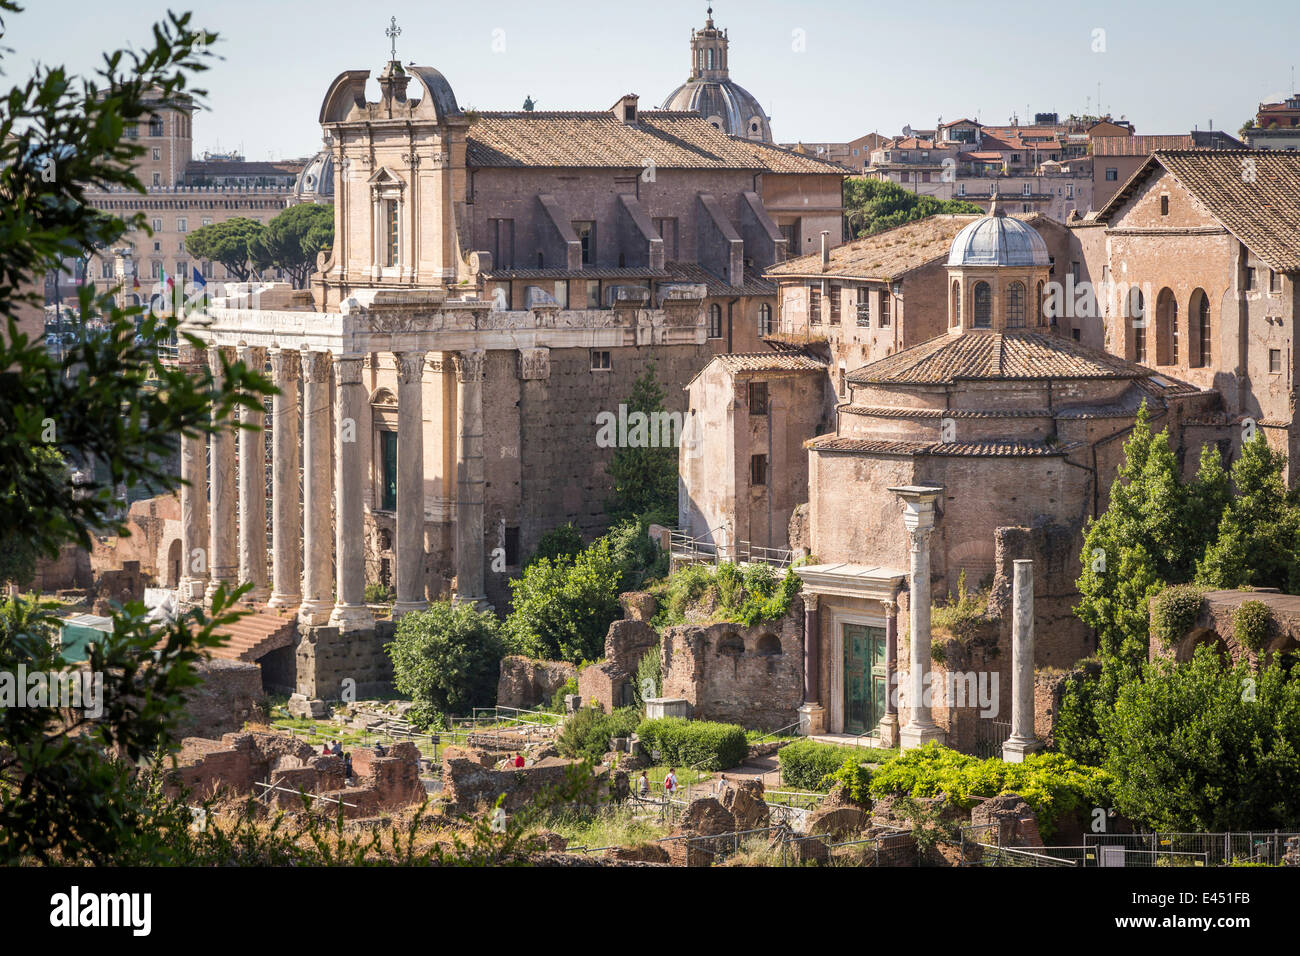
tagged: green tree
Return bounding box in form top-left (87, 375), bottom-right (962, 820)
top-left (525, 522), bottom-right (584, 569)
top-left (185, 216), bottom-right (266, 282)
top-left (0, 5), bottom-right (273, 864)
top-left (1197, 431), bottom-right (1300, 591)
top-left (1102, 646), bottom-right (1300, 831)
top-left (842, 177), bottom-right (983, 239)
top-left (251, 203), bottom-right (333, 288)
top-left (1075, 404), bottom-right (1180, 662)
top-left (604, 362), bottom-right (679, 523)
top-left (387, 602), bottom-right (505, 721)
top-left (504, 538), bottom-right (625, 663)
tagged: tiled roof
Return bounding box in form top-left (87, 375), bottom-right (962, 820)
top-left (846, 329), bottom-right (1152, 385)
top-left (839, 405), bottom-right (1051, 419)
top-left (715, 352), bottom-right (827, 374)
top-left (467, 110), bottom-right (843, 171)
top-left (1097, 150), bottom-right (1300, 273)
top-left (1092, 135), bottom-right (1195, 156)
top-left (665, 261), bottom-right (776, 296)
top-left (767, 214), bottom-right (1016, 281)
top-left (483, 267), bottom-right (669, 280)
top-left (735, 138), bottom-right (852, 175)
top-left (808, 436), bottom-right (1073, 457)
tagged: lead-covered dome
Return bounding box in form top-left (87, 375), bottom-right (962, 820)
top-left (947, 210), bottom-right (1049, 267)
top-left (293, 146), bottom-right (334, 204)
top-left (661, 8), bottom-right (772, 142)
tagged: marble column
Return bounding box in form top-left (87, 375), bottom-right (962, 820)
top-left (237, 345), bottom-right (269, 603)
top-left (797, 593), bottom-right (826, 735)
top-left (177, 344), bottom-right (209, 604)
top-left (892, 485), bottom-right (946, 751)
top-left (298, 351), bottom-right (334, 626)
top-left (879, 598), bottom-right (900, 747)
top-left (393, 350), bottom-right (428, 617)
top-left (329, 353), bottom-right (372, 631)
top-left (205, 345), bottom-right (238, 604)
top-left (453, 349), bottom-right (487, 608)
top-left (1003, 559), bottom-right (1044, 762)
top-left (267, 348), bottom-right (302, 610)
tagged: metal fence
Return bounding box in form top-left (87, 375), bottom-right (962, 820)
top-left (973, 719), bottom-right (1013, 759)
top-left (961, 824), bottom-right (1300, 867)
top-left (668, 530), bottom-right (793, 569)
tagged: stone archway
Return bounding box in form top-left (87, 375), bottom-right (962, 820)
top-left (164, 537), bottom-right (183, 587)
top-left (1174, 626), bottom-right (1229, 664)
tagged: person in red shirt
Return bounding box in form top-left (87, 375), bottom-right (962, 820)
top-left (513, 752), bottom-right (525, 768)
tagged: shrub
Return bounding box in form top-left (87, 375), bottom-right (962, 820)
top-left (633, 645), bottom-right (661, 707)
top-left (866, 743), bottom-right (1112, 841)
top-left (386, 601), bottom-right (505, 717)
top-left (820, 757), bottom-right (871, 803)
top-left (557, 706), bottom-right (640, 764)
top-left (634, 717), bottom-right (748, 771)
top-left (550, 676), bottom-right (578, 713)
top-left (653, 562), bottom-right (802, 628)
top-left (1232, 599), bottom-right (1273, 651)
top-left (931, 569), bottom-right (992, 640)
top-left (778, 739), bottom-right (873, 791)
top-left (1150, 584), bottom-right (1205, 647)
top-left (527, 523), bottom-right (584, 569)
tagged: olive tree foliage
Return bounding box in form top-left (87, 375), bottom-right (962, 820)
top-left (0, 4), bottom-right (275, 864)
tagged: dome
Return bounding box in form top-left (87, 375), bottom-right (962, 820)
top-left (947, 211), bottom-right (1049, 268)
top-left (662, 79), bottom-right (771, 141)
top-left (661, 9), bottom-right (772, 142)
top-left (293, 147), bottom-right (334, 204)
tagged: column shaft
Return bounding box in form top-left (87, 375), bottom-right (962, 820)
top-left (237, 346), bottom-right (269, 603)
top-left (298, 351), bottom-right (333, 625)
top-left (178, 345), bottom-right (209, 603)
top-left (803, 595), bottom-right (820, 703)
top-left (1004, 559), bottom-right (1043, 760)
top-left (905, 527), bottom-right (936, 732)
top-left (205, 346), bottom-right (238, 604)
top-left (393, 351), bottom-right (427, 616)
top-left (454, 349), bottom-right (486, 607)
top-left (330, 354), bottom-right (372, 630)
top-left (267, 349), bottom-right (302, 609)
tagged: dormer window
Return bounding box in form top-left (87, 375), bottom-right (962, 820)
top-left (624, 104), bottom-right (636, 121)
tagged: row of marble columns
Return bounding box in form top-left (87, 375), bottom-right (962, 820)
top-left (176, 344), bottom-right (487, 630)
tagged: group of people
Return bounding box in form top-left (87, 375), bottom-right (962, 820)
top-left (320, 739), bottom-right (357, 778)
top-left (635, 767), bottom-right (679, 799)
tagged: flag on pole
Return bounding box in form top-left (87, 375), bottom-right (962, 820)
top-left (192, 266), bottom-right (206, 288)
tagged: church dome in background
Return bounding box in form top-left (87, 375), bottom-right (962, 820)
top-left (660, 8), bottom-right (772, 142)
top-left (947, 207), bottom-right (1049, 268)
top-left (293, 146), bottom-right (334, 204)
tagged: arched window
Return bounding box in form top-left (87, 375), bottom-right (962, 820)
top-left (1193, 290), bottom-right (1212, 367)
top-left (1036, 280), bottom-right (1045, 326)
top-left (148, 114), bottom-right (164, 137)
top-left (1129, 288), bottom-right (1147, 362)
top-left (707, 303), bottom-right (723, 338)
top-left (951, 280), bottom-right (961, 326)
top-left (973, 281), bottom-right (992, 328)
top-left (758, 302), bottom-right (773, 336)
top-left (707, 48), bottom-right (714, 70)
top-left (755, 634), bottom-right (782, 656)
top-left (1155, 288), bottom-right (1177, 365)
top-left (1006, 281), bottom-right (1026, 328)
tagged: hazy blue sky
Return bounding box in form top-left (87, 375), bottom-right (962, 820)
top-left (6, 0), bottom-right (1297, 160)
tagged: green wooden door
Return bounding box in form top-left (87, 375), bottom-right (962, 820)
top-left (843, 623), bottom-right (887, 734)
top-left (381, 431), bottom-right (398, 511)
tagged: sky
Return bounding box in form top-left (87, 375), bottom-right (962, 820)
top-left (5, 0), bottom-right (1298, 160)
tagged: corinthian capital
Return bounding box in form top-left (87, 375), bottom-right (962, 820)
top-left (455, 349), bottom-right (486, 383)
top-left (269, 348), bottom-right (301, 381)
top-left (396, 350), bottom-right (428, 385)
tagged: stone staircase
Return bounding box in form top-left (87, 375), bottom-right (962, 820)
top-left (210, 607), bottom-right (298, 662)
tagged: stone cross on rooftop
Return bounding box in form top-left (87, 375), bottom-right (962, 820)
top-left (386, 16), bottom-right (402, 62)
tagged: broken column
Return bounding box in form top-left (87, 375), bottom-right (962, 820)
top-left (891, 485), bottom-right (946, 751)
top-left (879, 597), bottom-right (900, 747)
top-left (1002, 559), bottom-right (1043, 763)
